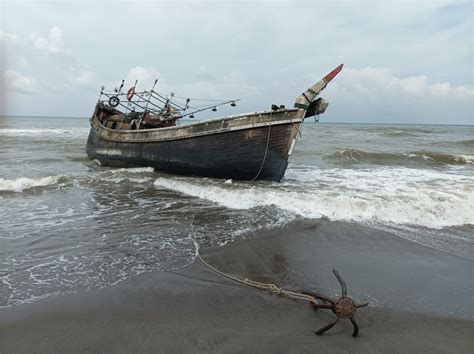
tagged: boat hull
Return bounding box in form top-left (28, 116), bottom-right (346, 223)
top-left (86, 107), bottom-right (303, 181)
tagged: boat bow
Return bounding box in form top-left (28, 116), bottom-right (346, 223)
top-left (294, 64), bottom-right (343, 114)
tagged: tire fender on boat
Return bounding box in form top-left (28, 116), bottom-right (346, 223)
top-left (127, 87), bottom-right (135, 101)
top-left (108, 96), bottom-right (120, 107)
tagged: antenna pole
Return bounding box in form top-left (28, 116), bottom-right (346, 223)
top-left (144, 79), bottom-right (158, 112)
top-left (119, 79), bottom-right (125, 94)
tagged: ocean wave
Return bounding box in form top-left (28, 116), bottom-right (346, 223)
top-left (379, 130), bottom-right (418, 137)
top-left (92, 176), bottom-right (152, 184)
top-left (82, 167), bottom-right (156, 186)
top-left (0, 175), bottom-right (68, 192)
top-left (0, 128), bottom-right (89, 138)
top-left (458, 139), bottom-right (474, 147)
top-left (0, 168), bottom-right (156, 192)
top-left (153, 167), bottom-right (474, 228)
top-left (353, 126), bottom-right (443, 135)
top-left (435, 139), bottom-right (474, 147)
top-left (108, 167), bottom-right (155, 174)
top-left (326, 148), bottom-right (474, 165)
top-left (413, 151), bottom-right (474, 164)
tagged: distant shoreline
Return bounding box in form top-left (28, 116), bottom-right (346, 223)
top-left (0, 115), bottom-right (472, 126)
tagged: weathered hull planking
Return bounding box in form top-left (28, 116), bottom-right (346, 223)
top-left (86, 105), bottom-right (303, 181)
top-left (86, 64), bottom-right (343, 181)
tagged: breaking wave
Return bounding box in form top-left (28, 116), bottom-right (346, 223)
top-left (0, 175), bottom-right (68, 192)
top-left (458, 139), bottom-right (474, 147)
top-left (379, 130), bottom-right (418, 137)
top-left (0, 128), bottom-right (89, 138)
top-left (108, 167), bottom-right (155, 174)
top-left (356, 126), bottom-right (444, 135)
top-left (91, 176), bottom-right (153, 184)
top-left (326, 149), bottom-right (474, 166)
top-left (0, 168), bottom-right (156, 194)
top-left (153, 166), bottom-right (474, 229)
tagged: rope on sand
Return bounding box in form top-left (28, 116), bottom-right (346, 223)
top-left (189, 216), bottom-right (368, 337)
top-left (193, 240), bottom-right (318, 304)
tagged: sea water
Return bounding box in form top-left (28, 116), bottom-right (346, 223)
top-left (0, 116), bottom-right (473, 307)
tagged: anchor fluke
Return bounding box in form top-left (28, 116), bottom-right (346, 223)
top-left (303, 269), bottom-right (368, 337)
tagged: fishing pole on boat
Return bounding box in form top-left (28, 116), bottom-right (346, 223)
top-left (98, 77), bottom-right (240, 119)
top-left (138, 91), bottom-right (169, 113)
top-left (183, 98), bottom-right (191, 114)
top-left (181, 99), bottom-right (241, 119)
top-left (98, 86), bottom-right (105, 103)
top-left (143, 79), bottom-right (158, 111)
top-left (125, 80), bottom-right (156, 116)
top-left (135, 79), bottom-right (160, 127)
top-left (114, 79), bottom-right (125, 94)
top-left (95, 78), bottom-right (242, 131)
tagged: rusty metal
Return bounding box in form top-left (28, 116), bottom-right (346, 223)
top-left (304, 269), bottom-right (368, 337)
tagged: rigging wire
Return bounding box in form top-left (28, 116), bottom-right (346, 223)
top-left (172, 95), bottom-right (237, 102)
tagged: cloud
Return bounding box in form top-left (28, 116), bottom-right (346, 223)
top-left (325, 67), bottom-right (474, 124)
top-left (175, 69), bottom-right (260, 101)
top-left (4, 69), bottom-right (37, 94)
top-left (75, 69), bottom-right (95, 84)
top-left (1, 1), bottom-right (471, 121)
top-left (123, 66), bottom-right (166, 92)
top-left (30, 26), bottom-right (66, 55)
top-left (68, 65), bottom-right (96, 86)
top-left (27, 27), bottom-right (97, 88)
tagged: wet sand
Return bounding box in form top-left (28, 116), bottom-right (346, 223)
top-left (1, 220), bottom-right (473, 353)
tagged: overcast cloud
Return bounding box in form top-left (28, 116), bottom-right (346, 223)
top-left (0, 0), bottom-right (472, 124)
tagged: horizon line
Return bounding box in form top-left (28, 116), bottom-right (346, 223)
top-left (0, 115), bottom-right (472, 126)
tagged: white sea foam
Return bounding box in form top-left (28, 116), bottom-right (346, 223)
top-left (458, 155), bottom-right (474, 164)
top-left (0, 175), bottom-right (66, 192)
top-left (98, 176), bottom-right (152, 184)
top-left (153, 166), bottom-right (474, 229)
top-left (0, 231), bottom-right (197, 308)
top-left (108, 167), bottom-right (155, 174)
top-left (0, 128), bottom-right (89, 138)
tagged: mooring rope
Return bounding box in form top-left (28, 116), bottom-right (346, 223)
top-left (188, 215), bottom-right (368, 338)
top-left (250, 111), bottom-right (273, 182)
top-left (192, 236), bottom-right (318, 304)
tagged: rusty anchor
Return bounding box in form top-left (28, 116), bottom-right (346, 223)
top-left (304, 269), bottom-right (368, 337)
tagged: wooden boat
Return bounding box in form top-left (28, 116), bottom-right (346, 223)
top-left (86, 64), bottom-right (343, 181)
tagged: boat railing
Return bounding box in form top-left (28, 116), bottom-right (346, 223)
top-left (97, 79), bottom-right (240, 120)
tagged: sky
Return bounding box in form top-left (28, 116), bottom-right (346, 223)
top-left (0, 0), bottom-right (473, 124)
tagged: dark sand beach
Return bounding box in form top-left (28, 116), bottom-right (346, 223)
top-left (1, 220), bottom-right (473, 353)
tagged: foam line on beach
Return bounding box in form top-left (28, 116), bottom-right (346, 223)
top-left (153, 166), bottom-right (474, 229)
top-left (107, 167), bottom-right (155, 174)
top-left (0, 175), bottom-right (68, 193)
